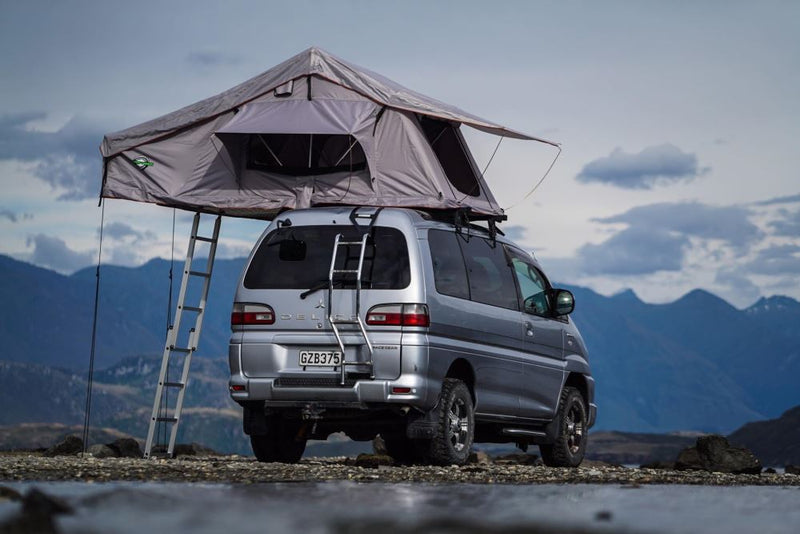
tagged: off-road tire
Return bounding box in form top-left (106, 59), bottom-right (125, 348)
top-left (540, 386), bottom-right (588, 467)
top-left (422, 378), bottom-right (474, 465)
top-left (250, 418), bottom-right (306, 463)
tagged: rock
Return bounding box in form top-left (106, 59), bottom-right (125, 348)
top-left (107, 438), bottom-right (142, 458)
top-left (173, 443), bottom-right (219, 457)
top-left (763, 467), bottom-right (777, 474)
top-left (0, 488), bottom-right (73, 534)
top-left (43, 435), bottom-right (83, 457)
top-left (493, 453), bottom-right (541, 466)
top-left (640, 460), bottom-right (675, 470)
top-left (88, 444), bottom-right (117, 458)
top-left (353, 453), bottom-right (394, 468)
top-left (372, 435), bottom-right (388, 456)
top-left (595, 510), bottom-right (613, 521)
top-left (786, 465), bottom-right (800, 475)
top-left (468, 451), bottom-right (491, 465)
top-left (675, 435), bottom-right (761, 474)
top-left (0, 486), bottom-right (22, 501)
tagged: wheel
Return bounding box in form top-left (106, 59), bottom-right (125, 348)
top-left (421, 378), bottom-right (474, 465)
top-left (540, 386), bottom-right (588, 467)
top-left (250, 418), bottom-right (306, 463)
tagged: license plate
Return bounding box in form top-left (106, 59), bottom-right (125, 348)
top-left (299, 350), bottom-right (343, 367)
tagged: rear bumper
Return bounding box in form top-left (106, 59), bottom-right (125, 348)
top-left (229, 374), bottom-right (434, 407)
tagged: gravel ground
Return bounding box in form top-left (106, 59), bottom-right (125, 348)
top-left (1, 453), bottom-right (799, 486)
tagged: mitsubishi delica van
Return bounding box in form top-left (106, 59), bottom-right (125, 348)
top-left (228, 206), bottom-right (595, 466)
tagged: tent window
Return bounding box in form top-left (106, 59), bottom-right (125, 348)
top-left (247, 133), bottom-right (367, 176)
top-left (420, 117), bottom-right (481, 197)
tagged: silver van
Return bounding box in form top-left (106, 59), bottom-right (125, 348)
top-left (228, 206), bottom-right (595, 466)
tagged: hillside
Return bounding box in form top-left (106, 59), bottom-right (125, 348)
top-left (0, 254), bottom-right (246, 371)
top-left (727, 405), bottom-right (800, 467)
top-left (0, 355), bottom-right (251, 455)
top-left (2, 254), bottom-right (800, 435)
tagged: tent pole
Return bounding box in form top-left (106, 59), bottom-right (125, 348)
top-left (504, 144), bottom-right (562, 212)
top-left (82, 198), bottom-right (106, 452)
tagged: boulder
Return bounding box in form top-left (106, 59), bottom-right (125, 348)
top-left (173, 443), bottom-right (219, 457)
top-left (468, 450), bottom-right (492, 465)
top-left (0, 488), bottom-right (73, 534)
top-left (87, 444), bottom-right (117, 458)
top-left (43, 435), bottom-right (83, 457)
top-left (786, 465), bottom-right (800, 475)
top-left (0, 486), bottom-right (22, 501)
top-left (107, 438), bottom-right (142, 458)
top-left (675, 435), bottom-right (761, 474)
top-left (371, 435), bottom-right (388, 456)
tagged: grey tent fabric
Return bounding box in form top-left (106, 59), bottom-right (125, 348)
top-left (100, 47), bottom-right (557, 219)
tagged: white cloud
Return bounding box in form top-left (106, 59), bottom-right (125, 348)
top-left (25, 233), bottom-right (95, 273)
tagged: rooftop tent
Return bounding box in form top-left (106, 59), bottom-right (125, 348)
top-left (100, 47), bottom-right (558, 220)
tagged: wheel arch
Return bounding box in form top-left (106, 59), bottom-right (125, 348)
top-left (445, 358), bottom-right (476, 404)
top-left (563, 372), bottom-right (589, 408)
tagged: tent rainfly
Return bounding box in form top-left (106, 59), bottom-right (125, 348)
top-left (100, 47), bottom-right (558, 221)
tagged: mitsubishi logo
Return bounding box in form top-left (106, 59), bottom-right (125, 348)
top-left (314, 299), bottom-right (325, 309)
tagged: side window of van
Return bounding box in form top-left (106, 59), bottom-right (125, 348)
top-left (510, 253), bottom-right (552, 317)
top-left (459, 236), bottom-right (519, 311)
top-left (429, 230), bottom-right (470, 299)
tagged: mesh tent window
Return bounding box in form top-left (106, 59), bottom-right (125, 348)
top-left (247, 133), bottom-right (367, 176)
top-left (420, 116), bottom-right (481, 198)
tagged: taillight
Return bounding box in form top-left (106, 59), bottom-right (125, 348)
top-left (231, 303), bottom-right (275, 325)
top-left (366, 304), bottom-right (430, 327)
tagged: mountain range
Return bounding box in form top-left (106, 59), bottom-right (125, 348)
top-left (1, 253), bottom-right (799, 438)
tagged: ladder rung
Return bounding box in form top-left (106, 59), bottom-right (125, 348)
top-left (189, 270), bottom-right (211, 278)
top-left (170, 346), bottom-right (192, 354)
top-left (332, 269), bottom-right (359, 274)
top-left (337, 241), bottom-right (363, 246)
top-left (181, 305), bottom-right (203, 313)
top-left (156, 417), bottom-right (178, 423)
top-left (194, 236), bottom-right (216, 243)
top-left (331, 319), bottom-right (359, 324)
top-left (162, 382), bottom-right (185, 389)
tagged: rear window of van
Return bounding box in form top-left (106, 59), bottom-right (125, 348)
top-left (244, 226), bottom-right (410, 290)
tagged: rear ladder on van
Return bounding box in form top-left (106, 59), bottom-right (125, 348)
top-left (327, 209), bottom-right (378, 385)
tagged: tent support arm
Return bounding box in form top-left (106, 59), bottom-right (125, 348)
top-left (258, 135), bottom-right (283, 166)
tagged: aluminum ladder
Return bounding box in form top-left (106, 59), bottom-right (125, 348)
top-left (327, 232), bottom-right (375, 385)
top-left (144, 212), bottom-right (221, 458)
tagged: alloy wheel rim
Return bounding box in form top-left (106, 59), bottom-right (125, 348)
top-left (448, 397), bottom-right (469, 452)
top-left (566, 402), bottom-right (585, 454)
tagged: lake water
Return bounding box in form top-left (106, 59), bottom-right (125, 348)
top-left (2, 481), bottom-right (799, 534)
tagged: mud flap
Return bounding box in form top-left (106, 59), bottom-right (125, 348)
top-left (406, 405), bottom-right (440, 439)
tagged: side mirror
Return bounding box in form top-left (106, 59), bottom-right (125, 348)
top-left (553, 289), bottom-right (575, 316)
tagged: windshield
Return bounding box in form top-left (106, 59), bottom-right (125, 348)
top-left (244, 225), bottom-right (410, 290)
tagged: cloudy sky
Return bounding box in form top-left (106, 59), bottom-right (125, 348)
top-left (1, 0), bottom-right (798, 308)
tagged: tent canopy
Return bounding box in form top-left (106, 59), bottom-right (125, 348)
top-left (100, 47), bottom-right (557, 219)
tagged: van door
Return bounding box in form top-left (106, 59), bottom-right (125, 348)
top-left (426, 229), bottom-right (526, 418)
top-left (508, 249), bottom-right (566, 419)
